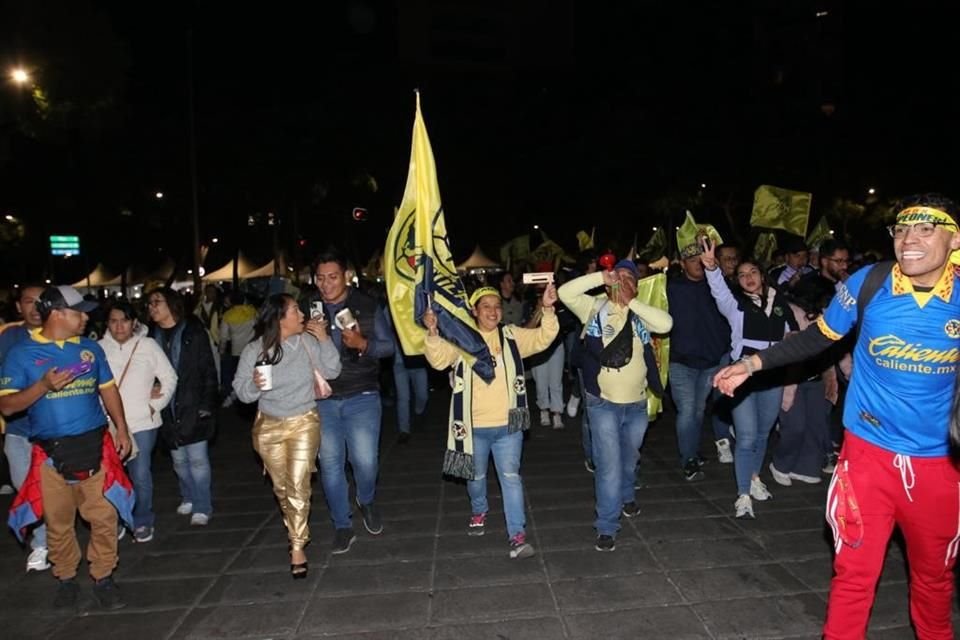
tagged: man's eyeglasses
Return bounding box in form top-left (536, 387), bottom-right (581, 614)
top-left (887, 222), bottom-right (958, 239)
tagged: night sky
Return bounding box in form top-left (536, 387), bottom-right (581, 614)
top-left (1, 0), bottom-right (958, 285)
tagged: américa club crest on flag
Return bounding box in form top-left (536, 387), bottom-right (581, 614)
top-left (384, 91), bottom-right (495, 383)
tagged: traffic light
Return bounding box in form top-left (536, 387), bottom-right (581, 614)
top-left (352, 207), bottom-right (368, 222)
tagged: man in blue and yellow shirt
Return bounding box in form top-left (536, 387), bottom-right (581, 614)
top-left (0, 286), bottom-right (132, 611)
top-left (715, 194), bottom-right (960, 640)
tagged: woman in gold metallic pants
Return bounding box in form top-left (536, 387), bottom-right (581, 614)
top-left (234, 294), bottom-right (341, 577)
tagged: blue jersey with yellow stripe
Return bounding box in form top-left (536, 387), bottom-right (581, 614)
top-left (0, 329), bottom-right (114, 440)
top-left (818, 263), bottom-right (960, 456)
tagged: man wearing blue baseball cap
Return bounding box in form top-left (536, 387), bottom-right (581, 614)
top-left (559, 259), bottom-right (673, 551)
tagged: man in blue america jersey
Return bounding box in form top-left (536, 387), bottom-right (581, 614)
top-left (0, 286), bottom-right (132, 611)
top-left (715, 193), bottom-right (960, 640)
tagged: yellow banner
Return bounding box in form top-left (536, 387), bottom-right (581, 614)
top-left (751, 185), bottom-right (812, 237)
top-left (635, 272), bottom-right (669, 419)
top-left (806, 217), bottom-right (833, 250)
top-left (676, 211), bottom-right (723, 255)
top-left (753, 231), bottom-right (778, 266)
top-left (576, 228), bottom-right (595, 251)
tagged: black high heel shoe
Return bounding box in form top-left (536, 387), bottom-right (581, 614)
top-left (291, 562), bottom-right (308, 579)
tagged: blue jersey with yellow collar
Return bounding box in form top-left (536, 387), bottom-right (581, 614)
top-left (0, 329), bottom-right (114, 440)
top-left (817, 263), bottom-right (960, 456)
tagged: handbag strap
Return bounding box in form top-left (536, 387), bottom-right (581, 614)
top-left (117, 339), bottom-right (141, 388)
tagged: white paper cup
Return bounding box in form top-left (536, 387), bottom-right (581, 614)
top-left (255, 364), bottom-right (274, 391)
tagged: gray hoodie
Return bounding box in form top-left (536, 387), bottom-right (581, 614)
top-left (234, 333), bottom-right (341, 417)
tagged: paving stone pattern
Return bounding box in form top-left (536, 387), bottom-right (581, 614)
top-left (0, 390), bottom-right (953, 639)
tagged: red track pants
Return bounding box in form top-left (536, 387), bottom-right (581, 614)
top-left (823, 432), bottom-right (960, 640)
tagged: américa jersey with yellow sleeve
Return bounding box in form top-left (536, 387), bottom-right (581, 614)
top-left (817, 262), bottom-right (960, 456)
top-left (0, 328), bottom-right (115, 440)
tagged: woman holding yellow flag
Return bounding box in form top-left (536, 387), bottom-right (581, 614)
top-left (423, 285), bottom-right (558, 560)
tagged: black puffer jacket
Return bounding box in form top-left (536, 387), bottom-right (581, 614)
top-left (151, 316), bottom-right (219, 447)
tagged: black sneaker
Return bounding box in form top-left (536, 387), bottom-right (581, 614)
top-left (682, 458), bottom-right (705, 482)
top-left (92, 576), bottom-right (126, 610)
top-left (595, 535), bottom-right (616, 552)
top-left (355, 498), bottom-right (383, 535)
top-left (53, 578), bottom-right (80, 609)
top-left (331, 528), bottom-right (357, 554)
top-left (621, 501), bottom-right (641, 518)
top-left (397, 432), bottom-right (411, 445)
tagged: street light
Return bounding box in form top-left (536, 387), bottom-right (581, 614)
top-left (5, 214), bottom-right (15, 222)
top-left (155, 191), bottom-right (164, 199)
top-left (211, 237), bottom-right (219, 244)
top-left (10, 68), bottom-right (30, 85)
top-left (867, 187), bottom-right (876, 195)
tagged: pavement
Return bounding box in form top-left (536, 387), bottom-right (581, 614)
top-left (0, 390), bottom-right (950, 639)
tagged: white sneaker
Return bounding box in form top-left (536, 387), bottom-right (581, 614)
top-left (715, 439), bottom-right (733, 464)
top-left (789, 472), bottom-right (823, 485)
top-left (190, 513), bottom-right (210, 526)
top-left (539, 410), bottom-right (551, 427)
top-left (734, 495), bottom-right (754, 519)
top-left (750, 477), bottom-right (773, 501)
top-left (0, 483), bottom-right (14, 495)
top-left (26, 547), bottom-right (50, 572)
top-left (566, 395), bottom-right (581, 418)
top-left (552, 413), bottom-right (565, 430)
top-left (769, 462), bottom-right (792, 487)
top-left (176, 501), bottom-right (194, 515)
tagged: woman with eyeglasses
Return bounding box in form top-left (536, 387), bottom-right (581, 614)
top-left (699, 238), bottom-right (798, 519)
top-left (147, 287), bottom-right (219, 527)
top-left (233, 294), bottom-right (340, 578)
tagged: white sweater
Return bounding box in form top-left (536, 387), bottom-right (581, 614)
top-left (99, 330), bottom-right (178, 434)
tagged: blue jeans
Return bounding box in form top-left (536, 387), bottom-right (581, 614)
top-left (669, 362), bottom-right (720, 464)
top-left (467, 427), bottom-right (526, 538)
top-left (126, 429), bottom-right (159, 528)
top-left (731, 383), bottom-right (783, 496)
top-left (393, 357), bottom-right (428, 433)
top-left (170, 440), bottom-right (213, 515)
top-left (531, 346), bottom-right (565, 413)
top-left (586, 393), bottom-right (649, 536)
top-left (4, 433), bottom-right (46, 549)
top-left (318, 392), bottom-right (382, 529)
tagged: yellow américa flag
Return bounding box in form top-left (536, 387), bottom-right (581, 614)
top-left (806, 216), bottom-right (833, 250)
top-left (676, 210), bottom-right (723, 254)
top-left (753, 231), bottom-right (778, 266)
top-left (751, 185), bottom-right (812, 237)
top-left (635, 272), bottom-right (669, 420)
top-left (384, 92), bottom-right (494, 381)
